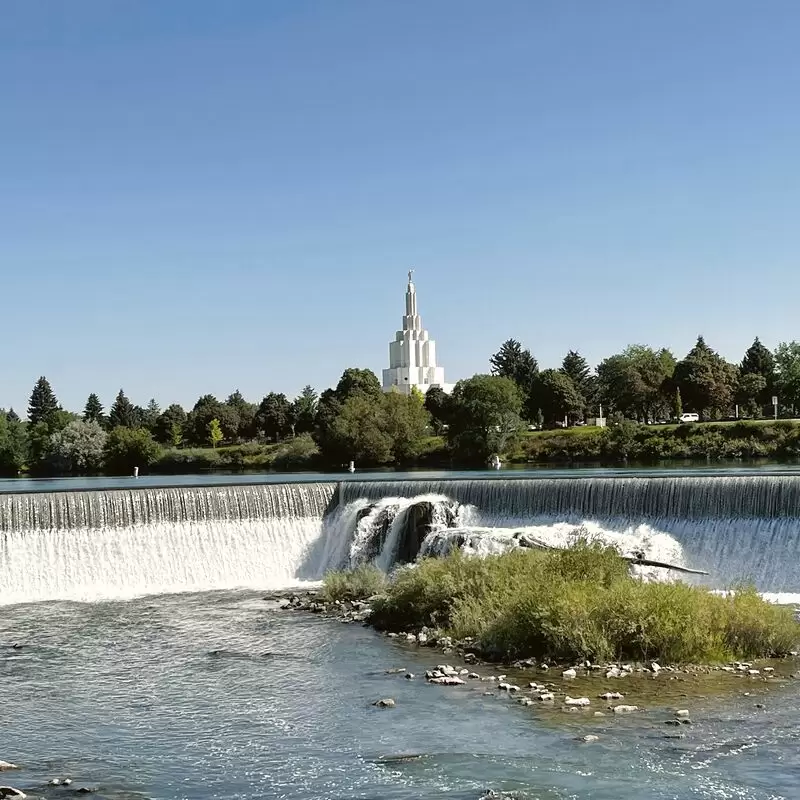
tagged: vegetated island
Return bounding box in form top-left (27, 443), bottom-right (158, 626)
top-left (4, 335), bottom-right (800, 477)
top-left (275, 543), bottom-right (800, 715)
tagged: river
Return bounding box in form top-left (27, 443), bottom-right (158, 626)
top-left (2, 590), bottom-right (799, 800)
top-left (2, 469), bottom-right (800, 797)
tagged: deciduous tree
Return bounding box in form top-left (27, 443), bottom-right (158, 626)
top-left (447, 375), bottom-right (524, 463)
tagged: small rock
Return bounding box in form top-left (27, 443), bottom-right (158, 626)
top-left (387, 633), bottom-right (399, 639)
top-left (540, 664), bottom-right (549, 671)
top-left (663, 733), bottom-right (685, 739)
top-left (763, 666), bottom-right (774, 674)
top-left (429, 676), bottom-right (465, 686)
top-left (481, 676), bottom-right (497, 682)
top-left (755, 703), bottom-right (765, 709)
top-left (564, 696), bottom-right (590, 707)
top-left (386, 667), bottom-right (407, 674)
top-left (675, 709), bottom-right (690, 717)
top-left (517, 698), bottom-right (535, 706)
top-left (405, 633), bottom-right (417, 642)
top-left (562, 668), bottom-right (577, 679)
top-left (404, 673), bottom-right (415, 680)
top-left (612, 704), bottom-right (639, 714)
top-left (606, 668), bottom-right (621, 679)
top-left (373, 698), bottom-right (396, 708)
top-left (577, 734), bottom-right (599, 743)
top-left (417, 633), bottom-right (428, 645)
top-left (748, 669), bottom-right (760, 676)
top-left (458, 668), bottom-right (470, 676)
top-left (599, 692), bottom-right (624, 700)
top-left (593, 711), bottom-right (606, 717)
top-left (498, 682), bottom-right (520, 692)
top-left (468, 672), bottom-right (481, 680)
top-left (0, 766), bottom-right (18, 773)
top-left (651, 662), bottom-right (662, 674)
top-left (537, 692), bottom-right (555, 702)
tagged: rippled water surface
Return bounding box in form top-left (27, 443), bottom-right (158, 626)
top-left (2, 592), bottom-right (800, 799)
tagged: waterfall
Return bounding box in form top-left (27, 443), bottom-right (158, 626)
top-left (342, 477), bottom-right (800, 593)
top-left (0, 484), bottom-right (337, 604)
top-left (4, 473), bottom-right (800, 605)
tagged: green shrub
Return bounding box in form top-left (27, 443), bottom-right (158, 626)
top-left (370, 543), bottom-right (800, 664)
top-left (321, 564), bottom-right (387, 602)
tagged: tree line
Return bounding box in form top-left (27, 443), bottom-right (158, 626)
top-left (2, 334), bottom-right (800, 475)
top-left (486, 335), bottom-right (800, 426)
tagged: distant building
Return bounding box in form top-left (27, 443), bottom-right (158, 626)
top-left (382, 271), bottom-right (454, 395)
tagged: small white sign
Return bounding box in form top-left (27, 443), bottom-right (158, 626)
top-left (772, 396), bottom-right (778, 406)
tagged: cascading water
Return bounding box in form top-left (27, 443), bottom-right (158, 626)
top-left (341, 476), bottom-right (800, 594)
top-left (4, 473), bottom-right (800, 605)
top-left (0, 484), bottom-right (338, 604)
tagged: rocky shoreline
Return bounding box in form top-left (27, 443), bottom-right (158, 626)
top-left (270, 588), bottom-right (800, 721)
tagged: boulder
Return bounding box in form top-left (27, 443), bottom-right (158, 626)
top-left (0, 789), bottom-right (26, 799)
top-left (562, 668), bottom-right (577, 679)
top-left (577, 734), bottom-right (599, 743)
top-left (612, 704), bottom-right (639, 714)
top-left (373, 698), bottom-right (396, 708)
top-left (564, 696), bottom-right (590, 707)
top-left (0, 766), bottom-right (18, 773)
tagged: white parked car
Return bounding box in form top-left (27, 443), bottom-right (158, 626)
top-left (679, 413), bottom-right (699, 423)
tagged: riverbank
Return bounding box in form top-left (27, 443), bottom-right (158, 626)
top-left (272, 587), bottom-right (800, 723)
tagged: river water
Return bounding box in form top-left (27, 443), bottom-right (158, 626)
top-left (3, 590), bottom-right (800, 800)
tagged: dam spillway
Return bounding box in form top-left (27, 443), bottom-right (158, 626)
top-left (2, 473), bottom-right (800, 604)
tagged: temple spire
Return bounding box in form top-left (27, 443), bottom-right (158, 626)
top-left (383, 272), bottom-right (453, 396)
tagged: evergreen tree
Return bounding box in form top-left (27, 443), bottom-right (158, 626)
top-left (83, 393), bottom-right (105, 424)
top-left (673, 336), bottom-right (738, 419)
top-left (28, 376), bottom-right (59, 426)
top-left (489, 339), bottom-right (539, 400)
top-left (292, 386), bottom-right (318, 435)
top-left (6, 408), bottom-right (20, 423)
top-left (109, 389), bottom-right (138, 429)
top-left (740, 337), bottom-right (775, 407)
top-left (142, 399), bottom-right (161, 431)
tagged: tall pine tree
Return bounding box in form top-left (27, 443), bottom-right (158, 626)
top-left (109, 389), bottom-right (137, 429)
top-left (489, 339), bottom-right (539, 399)
top-left (28, 376), bottom-right (59, 425)
top-left (83, 393), bottom-right (105, 424)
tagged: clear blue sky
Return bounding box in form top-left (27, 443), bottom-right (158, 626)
top-left (3, 1), bottom-right (800, 415)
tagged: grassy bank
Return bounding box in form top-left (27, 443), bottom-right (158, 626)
top-left (150, 433), bottom-right (320, 474)
top-left (324, 544), bottom-right (800, 664)
top-left (506, 419), bottom-right (800, 464)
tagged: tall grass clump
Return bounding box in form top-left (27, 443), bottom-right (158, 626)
top-left (369, 542), bottom-right (800, 664)
top-left (321, 564), bottom-right (387, 602)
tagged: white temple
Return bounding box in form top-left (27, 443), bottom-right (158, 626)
top-left (382, 271), bottom-right (454, 395)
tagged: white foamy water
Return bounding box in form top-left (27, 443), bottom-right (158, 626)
top-left (0, 518), bottom-right (325, 604)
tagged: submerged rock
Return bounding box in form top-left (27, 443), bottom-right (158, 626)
top-left (373, 698), bottom-right (396, 708)
top-left (577, 734), bottom-right (600, 743)
top-left (0, 765), bottom-right (18, 773)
